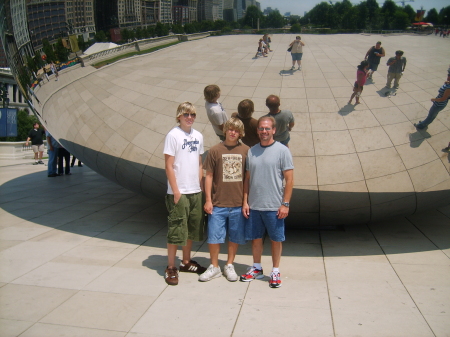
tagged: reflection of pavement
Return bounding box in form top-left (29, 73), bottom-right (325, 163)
top-left (34, 33), bottom-right (450, 226)
top-left (0, 160), bottom-right (449, 336)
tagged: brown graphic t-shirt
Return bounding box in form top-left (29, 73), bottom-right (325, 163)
top-left (204, 142), bottom-right (249, 207)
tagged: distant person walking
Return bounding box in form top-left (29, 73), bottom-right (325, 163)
top-left (348, 61), bottom-right (369, 105)
top-left (386, 50), bottom-right (406, 89)
top-left (364, 41), bottom-right (385, 80)
top-left (50, 62), bottom-right (59, 81)
top-left (414, 70), bottom-right (450, 130)
top-left (288, 36), bottom-right (305, 70)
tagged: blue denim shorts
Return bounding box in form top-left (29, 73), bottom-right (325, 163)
top-left (291, 53), bottom-right (303, 61)
top-left (246, 210), bottom-right (285, 242)
top-left (207, 206), bottom-right (247, 245)
top-left (279, 135), bottom-right (290, 146)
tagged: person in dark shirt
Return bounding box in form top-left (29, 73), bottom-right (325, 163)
top-left (25, 122), bottom-right (45, 165)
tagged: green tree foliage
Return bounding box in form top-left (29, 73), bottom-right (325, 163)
top-left (439, 6), bottom-right (450, 25)
top-left (94, 30), bottom-right (108, 42)
top-left (183, 22), bottom-right (199, 34)
top-left (171, 24), bottom-right (184, 34)
top-left (266, 10), bottom-right (286, 28)
top-left (403, 4), bottom-right (415, 21)
top-left (0, 109), bottom-right (38, 142)
top-left (26, 56), bottom-right (37, 72)
top-left (290, 23), bottom-right (301, 33)
top-left (243, 5), bottom-right (264, 28)
top-left (155, 22), bottom-right (169, 37)
top-left (77, 35), bottom-right (86, 51)
top-left (54, 38), bottom-right (69, 62)
top-left (392, 10), bottom-right (410, 29)
top-left (135, 27), bottom-right (144, 39)
top-left (42, 39), bottom-right (56, 63)
top-left (425, 8), bottom-right (439, 24)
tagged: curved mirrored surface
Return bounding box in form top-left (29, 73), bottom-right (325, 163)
top-left (6, 33), bottom-right (450, 225)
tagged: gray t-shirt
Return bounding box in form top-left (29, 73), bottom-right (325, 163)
top-left (263, 110), bottom-right (294, 142)
top-left (387, 56), bottom-right (406, 73)
top-left (246, 141), bottom-right (294, 211)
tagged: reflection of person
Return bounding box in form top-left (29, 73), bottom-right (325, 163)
top-left (58, 147), bottom-right (71, 175)
top-left (45, 130), bottom-right (60, 177)
top-left (50, 62), bottom-right (59, 81)
top-left (288, 36), bottom-right (305, 70)
top-left (231, 99), bottom-right (259, 147)
top-left (241, 116), bottom-right (294, 288)
top-left (163, 102), bottom-right (206, 286)
top-left (263, 34), bottom-right (272, 52)
top-left (255, 39), bottom-right (268, 58)
top-left (415, 70), bottom-right (450, 130)
top-left (71, 155), bottom-right (83, 167)
top-left (199, 118), bottom-right (249, 282)
top-left (364, 41), bottom-right (385, 80)
top-left (386, 50), bottom-right (406, 89)
top-left (348, 60), bottom-right (369, 105)
top-left (26, 122), bottom-right (45, 165)
top-left (263, 95), bottom-right (294, 147)
top-left (204, 85), bottom-right (228, 141)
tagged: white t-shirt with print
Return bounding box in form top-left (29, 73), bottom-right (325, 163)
top-left (163, 126), bottom-right (204, 194)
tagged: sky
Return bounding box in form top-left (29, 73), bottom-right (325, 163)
top-left (258, 0), bottom-right (449, 17)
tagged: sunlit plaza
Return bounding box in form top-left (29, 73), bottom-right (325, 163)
top-left (1, 33), bottom-right (449, 336)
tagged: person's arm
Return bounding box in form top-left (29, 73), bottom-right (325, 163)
top-left (242, 170), bottom-right (250, 219)
top-left (203, 171), bottom-right (213, 214)
top-left (387, 58), bottom-right (396, 66)
top-left (300, 41), bottom-right (305, 46)
top-left (365, 47), bottom-right (373, 59)
top-left (402, 58), bottom-right (406, 72)
top-left (199, 156), bottom-right (204, 191)
top-left (379, 47), bottom-right (385, 57)
top-left (288, 121), bottom-right (295, 131)
top-left (432, 88), bottom-right (450, 102)
top-left (26, 136), bottom-right (31, 146)
top-left (46, 135), bottom-right (54, 151)
top-left (164, 154), bottom-right (181, 204)
top-left (277, 169), bottom-right (294, 219)
top-left (289, 41), bottom-right (294, 47)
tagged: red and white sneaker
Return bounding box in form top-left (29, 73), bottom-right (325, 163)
top-left (269, 271), bottom-right (282, 288)
top-left (240, 266), bottom-right (264, 282)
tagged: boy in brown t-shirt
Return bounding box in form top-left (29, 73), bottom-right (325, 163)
top-left (199, 117), bottom-right (249, 282)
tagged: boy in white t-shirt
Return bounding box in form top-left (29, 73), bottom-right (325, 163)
top-left (163, 102), bottom-right (207, 285)
top-left (204, 84), bottom-right (228, 141)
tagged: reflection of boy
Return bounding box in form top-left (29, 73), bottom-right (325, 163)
top-left (204, 84), bottom-right (228, 140)
top-left (163, 102), bottom-right (206, 286)
top-left (199, 117), bottom-right (249, 282)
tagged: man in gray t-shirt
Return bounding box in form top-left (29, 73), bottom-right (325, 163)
top-left (263, 95), bottom-right (294, 146)
top-left (241, 116), bottom-right (294, 288)
top-left (386, 50), bottom-right (406, 89)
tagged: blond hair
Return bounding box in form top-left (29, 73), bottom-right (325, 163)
top-left (175, 102), bottom-right (196, 123)
top-left (223, 117), bottom-right (245, 139)
top-left (204, 84), bottom-right (221, 102)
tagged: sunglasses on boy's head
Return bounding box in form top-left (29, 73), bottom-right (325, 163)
top-left (183, 113), bottom-right (196, 118)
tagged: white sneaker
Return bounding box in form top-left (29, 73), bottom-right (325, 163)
top-left (224, 264), bottom-right (238, 282)
top-left (199, 264), bottom-right (221, 282)
top-left (290, 66), bottom-right (295, 70)
top-left (298, 66), bottom-right (301, 70)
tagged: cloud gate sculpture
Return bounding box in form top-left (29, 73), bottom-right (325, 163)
top-left (3, 32), bottom-right (450, 226)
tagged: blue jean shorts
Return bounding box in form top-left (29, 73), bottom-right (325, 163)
top-left (279, 135), bottom-right (290, 146)
top-left (207, 206), bottom-right (247, 245)
top-left (246, 210), bottom-right (285, 242)
top-left (291, 53), bottom-right (303, 61)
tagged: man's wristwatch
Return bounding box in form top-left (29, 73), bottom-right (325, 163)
top-left (281, 202), bottom-right (290, 207)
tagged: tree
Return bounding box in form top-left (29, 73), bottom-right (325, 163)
top-left (439, 6), bottom-right (450, 25)
top-left (402, 4), bottom-right (415, 22)
top-left (290, 23), bottom-right (301, 33)
top-left (243, 5), bottom-right (263, 28)
top-left (171, 24), bottom-right (184, 34)
top-left (54, 38), bottom-right (69, 62)
top-left (77, 35), bottom-right (86, 51)
top-left (266, 10), bottom-right (286, 28)
top-left (425, 8), bottom-right (439, 24)
top-left (94, 30), bottom-right (107, 42)
top-left (135, 27), bottom-right (144, 39)
top-left (392, 10), bottom-right (410, 29)
top-left (155, 22), bottom-right (169, 37)
top-left (42, 39), bottom-right (56, 63)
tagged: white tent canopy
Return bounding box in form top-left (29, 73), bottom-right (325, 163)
top-left (83, 42), bottom-right (119, 55)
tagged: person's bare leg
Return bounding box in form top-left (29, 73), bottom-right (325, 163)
top-left (167, 243), bottom-right (178, 268)
top-left (252, 238), bottom-right (263, 264)
top-left (181, 239), bottom-right (193, 265)
top-left (271, 240), bottom-right (282, 268)
top-left (226, 242), bottom-right (239, 265)
top-left (349, 91), bottom-right (356, 104)
top-left (209, 243), bottom-right (220, 267)
top-left (38, 151), bottom-right (43, 160)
